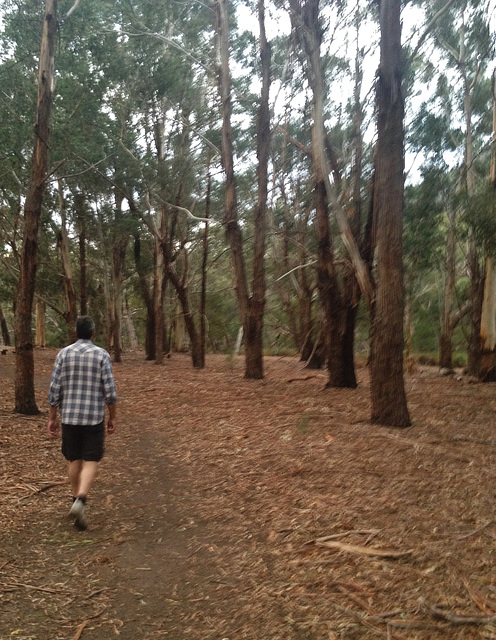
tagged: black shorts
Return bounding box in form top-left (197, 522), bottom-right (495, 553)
top-left (61, 422), bottom-right (105, 462)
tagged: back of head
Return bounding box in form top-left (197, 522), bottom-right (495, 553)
top-left (76, 316), bottom-right (95, 340)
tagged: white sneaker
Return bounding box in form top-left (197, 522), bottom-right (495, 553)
top-left (69, 498), bottom-right (87, 530)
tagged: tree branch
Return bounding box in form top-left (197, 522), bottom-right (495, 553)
top-left (410, 0), bottom-right (459, 60)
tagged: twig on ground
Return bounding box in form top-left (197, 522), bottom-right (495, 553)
top-left (456, 521), bottom-right (494, 541)
top-left (3, 580), bottom-right (71, 594)
top-left (305, 529), bottom-right (382, 544)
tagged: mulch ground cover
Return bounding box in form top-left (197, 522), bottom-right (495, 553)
top-left (0, 348), bottom-right (495, 640)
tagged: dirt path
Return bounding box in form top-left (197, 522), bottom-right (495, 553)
top-left (1, 349), bottom-right (496, 639)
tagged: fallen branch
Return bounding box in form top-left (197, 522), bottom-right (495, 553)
top-left (428, 603), bottom-right (496, 625)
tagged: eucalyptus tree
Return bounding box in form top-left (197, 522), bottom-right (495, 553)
top-left (215, 0), bottom-right (271, 379)
top-left (13, 0), bottom-right (58, 415)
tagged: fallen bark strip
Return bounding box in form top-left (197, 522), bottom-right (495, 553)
top-left (313, 539), bottom-right (413, 559)
top-left (72, 620), bottom-right (88, 640)
top-left (428, 603), bottom-right (496, 625)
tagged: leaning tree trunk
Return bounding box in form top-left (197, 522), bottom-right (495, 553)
top-left (369, 0), bottom-right (410, 427)
top-left (14, 0), bottom-right (57, 415)
top-left (164, 245), bottom-right (203, 369)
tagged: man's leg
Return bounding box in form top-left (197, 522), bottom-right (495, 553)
top-left (76, 461), bottom-right (99, 498)
top-left (68, 461), bottom-right (98, 530)
top-left (68, 460), bottom-right (82, 497)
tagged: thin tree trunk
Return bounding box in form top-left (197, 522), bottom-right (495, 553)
top-left (111, 237), bottom-right (127, 363)
top-left (199, 161), bottom-right (212, 368)
top-left (75, 193), bottom-right (88, 316)
top-left (57, 182), bottom-right (78, 342)
top-left (0, 303), bottom-right (11, 346)
top-left (369, 0), bottom-right (410, 427)
top-left (216, 0), bottom-right (251, 368)
top-left (14, 0), bottom-right (57, 415)
top-left (439, 207), bottom-right (456, 370)
top-left (124, 294), bottom-right (139, 350)
top-left (134, 233), bottom-right (155, 360)
top-left (153, 232), bottom-right (165, 365)
top-left (34, 299), bottom-right (46, 347)
top-left (245, 0), bottom-right (270, 379)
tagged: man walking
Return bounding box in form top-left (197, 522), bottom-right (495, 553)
top-left (48, 316), bottom-right (117, 530)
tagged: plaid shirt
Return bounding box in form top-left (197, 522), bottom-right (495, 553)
top-left (48, 340), bottom-right (117, 425)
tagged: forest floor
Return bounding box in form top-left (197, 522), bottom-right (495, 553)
top-left (1, 349), bottom-right (496, 640)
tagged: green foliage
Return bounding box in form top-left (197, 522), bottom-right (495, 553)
top-left (0, 0), bottom-right (494, 366)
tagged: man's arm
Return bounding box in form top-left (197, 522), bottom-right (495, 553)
top-left (48, 404), bottom-right (59, 436)
top-left (107, 402), bottom-right (117, 434)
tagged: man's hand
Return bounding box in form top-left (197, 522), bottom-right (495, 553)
top-left (107, 403), bottom-right (117, 435)
top-left (48, 418), bottom-right (58, 437)
top-left (107, 418), bottom-right (116, 435)
top-left (48, 405), bottom-right (59, 437)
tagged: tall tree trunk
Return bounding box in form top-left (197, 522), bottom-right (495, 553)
top-left (14, 0), bottom-right (57, 415)
top-left (245, 0), bottom-right (270, 380)
top-left (199, 161), bottom-right (212, 368)
top-left (290, 0), bottom-right (355, 387)
top-left (216, 0), bottom-right (256, 377)
top-left (369, 0), bottom-right (410, 427)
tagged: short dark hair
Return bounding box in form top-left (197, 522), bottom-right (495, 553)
top-left (76, 316), bottom-right (95, 340)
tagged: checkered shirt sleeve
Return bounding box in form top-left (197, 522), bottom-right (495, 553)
top-left (48, 340), bottom-right (117, 425)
